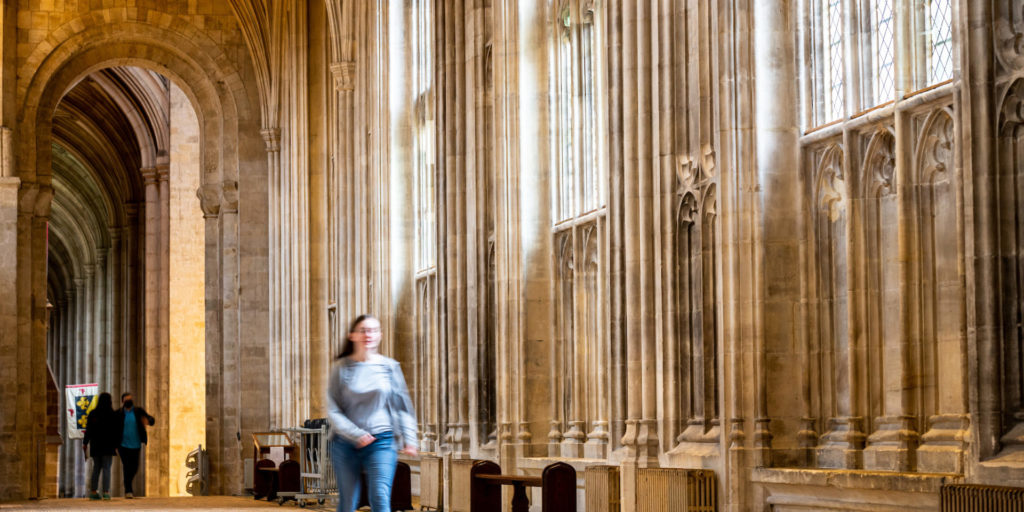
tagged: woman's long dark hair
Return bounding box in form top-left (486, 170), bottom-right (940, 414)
top-left (336, 314), bottom-right (378, 359)
top-left (94, 392), bottom-right (113, 413)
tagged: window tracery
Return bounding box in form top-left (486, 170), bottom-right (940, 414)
top-left (550, 0), bottom-right (606, 459)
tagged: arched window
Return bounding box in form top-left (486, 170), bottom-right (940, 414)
top-left (804, 0), bottom-right (953, 128)
top-left (549, 0), bottom-right (608, 459)
top-left (798, 0), bottom-right (965, 472)
top-left (412, 0), bottom-right (440, 454)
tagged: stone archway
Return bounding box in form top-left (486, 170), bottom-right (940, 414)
top-left (0, 8), bottom-right (267, 499)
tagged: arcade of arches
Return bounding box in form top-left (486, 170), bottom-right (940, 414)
top-left (1, 1), bottom-right (1023, 511)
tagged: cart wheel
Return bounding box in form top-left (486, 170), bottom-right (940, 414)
top-left (278, 497), bottom-right (285, 505)
top-left (298, 502), bottom-right (307, 508)
top-left (317, 498), bottom-right (325, 505)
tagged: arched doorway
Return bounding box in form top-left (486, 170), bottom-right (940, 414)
top-left (1, 9), bottom-right (267, 499)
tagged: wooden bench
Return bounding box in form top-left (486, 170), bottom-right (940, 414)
top-left (470, 460), bottom-right (576, 512)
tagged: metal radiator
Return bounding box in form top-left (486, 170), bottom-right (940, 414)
top-left (585, 465), bottom-right (621, 512)
top-left (637, 468), bottom-right (717, 512)
top-left (941, 484), bottom-right (1024, 512)
top-left (419, 455), bottom-right (444, 510)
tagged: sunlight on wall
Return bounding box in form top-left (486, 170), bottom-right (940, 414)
top-left (168, 82), bottom-right (205, 497)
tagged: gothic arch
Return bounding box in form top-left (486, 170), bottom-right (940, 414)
top-left (6, 7), bottom-right (264, 498)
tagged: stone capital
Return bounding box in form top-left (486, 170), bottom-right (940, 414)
top-left (0, 175), bottom-right (19, 191)
top-left (197, 183), bottom-right (222, 218)
top-left (156, 165), bottom-right (170, 182)
top-left (330, 61), bottom-right (356, 91)
top-left (260, 128), bottom-right (281, 153)
top-left (140, 167), bottom-right (158, 186)
top-left (221, 180), bottom-right (239, 213)
top-left (125, 201), bottom-right (140, 218)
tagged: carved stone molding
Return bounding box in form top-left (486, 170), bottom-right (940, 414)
top-left (197, 183), bottom-right (222, 218)
top-left (330, 61), bottom-right (356, 91)
top-left (994, 3), bottom-right (1024, 74)
top-left (863, 130), bottom-right (895, 196)
top-left (221, 180), bottom-right (239, 214)
top-left (814, 145), bottom-right (846, 222)
top-left (817, 416), bottom-right (866, 469)
top-left (260, 128), bottom-right (281, 153)
top-left (140, 167), bottom-right (158, 186)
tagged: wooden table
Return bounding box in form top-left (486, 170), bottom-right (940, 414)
top-left (469, 460), bottom-right (576, 512)
top-left (475, 473), bottom-right (542, 512)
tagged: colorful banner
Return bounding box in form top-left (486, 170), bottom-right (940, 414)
top-left (65, 383), bottom-right (98, 439)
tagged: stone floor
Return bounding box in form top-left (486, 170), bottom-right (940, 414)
top-left (0, 496), bottom-right (339, 511)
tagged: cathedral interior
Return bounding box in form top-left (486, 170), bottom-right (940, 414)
top-left (1, 0), bottom-right (1023, 510)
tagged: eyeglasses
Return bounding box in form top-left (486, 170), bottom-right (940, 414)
top-left (355, 327), bottom-right (381, 334)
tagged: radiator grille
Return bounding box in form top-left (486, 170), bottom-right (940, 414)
top-left (419, 455), bottom-right (443, 509)
top-left (585, 465), bottom-right (621, 512)
top-left (941, 484), bottom-right (1024, 512)
top-left (637, 468), bottom-right (717, 512)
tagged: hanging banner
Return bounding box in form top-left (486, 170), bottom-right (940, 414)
top-left (65, 383), bottom-right (98, 439)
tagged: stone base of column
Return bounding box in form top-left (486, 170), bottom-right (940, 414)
top-left (584, 420), bottom-right (609, 459)
top-left (918, 414), bottom-right (969, 473)
top-left (816, 417), bottom-right (865, 469)
top-left (667, 419), bottom-right (721, 465)
top-left (863, 415), bottom-right (918, 472)
top-left (560, 420), bottom-right (586, 458)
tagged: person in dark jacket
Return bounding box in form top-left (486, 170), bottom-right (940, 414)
top-left (83, 393), bottom-right (120, 500)
top-left (116, 392), bottom-right (155, 498)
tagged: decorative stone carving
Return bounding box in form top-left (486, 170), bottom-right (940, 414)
top-left (330, 61), bottom-right (356, 91)
top-left (221, 180), bottom-right (238, 213)
top-left (197, 183), bottom-right (222, 218)
top-left (994, 2), bottom-right (1024, 74)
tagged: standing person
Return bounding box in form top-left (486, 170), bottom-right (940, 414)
top-left (327, 314), bottom-right (418, 512)
top-left (83, 393), bottom-right (120, 500)
top-left (116, 392), bottom-right (155, 498)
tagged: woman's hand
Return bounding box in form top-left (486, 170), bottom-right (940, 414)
top-left (355, 434), bottom-right (376, 448)
top-left (401, 445), bottom-right (418, 457)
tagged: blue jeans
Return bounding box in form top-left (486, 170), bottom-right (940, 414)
top-left (89, 455), bottom-right (112, 493)
top-left (330, 431), bottom-right (397, 512)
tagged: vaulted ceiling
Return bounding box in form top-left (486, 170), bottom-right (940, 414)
top-left (47, 66), bottom-right (170, 303)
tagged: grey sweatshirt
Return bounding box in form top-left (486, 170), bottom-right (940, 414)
top-left (326, 354), bottom-right (418, 449)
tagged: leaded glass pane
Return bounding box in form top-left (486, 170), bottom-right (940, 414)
top-left (927, 0), bottom-right (952, 84)
top-left (875, 0), bottom-right (895, 103)
top-left (825, 0), bottom-right (845, 121)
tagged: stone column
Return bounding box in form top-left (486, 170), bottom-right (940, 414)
top-left (94, 251), bottom-right (108, 391)
top-left (59, 290), bottom-right (73, 497)
top-left (72, 274), bottom-right (87, 497)
top-left (154, 162), bottom-right (171, 496)
top-left (219, 179), bottom-right (241, 495)
top-left (123, 205), bottom-right (140, 396)
top-left (262, 127), bottom-right (283, 428)
top-left (140, 166), bottom-right (158, 497)
top-left (83, 264), bottom-right (95, 383)
top-left (754, 0), bottom-right (799, 467)
top-left (0, 174), bottom-right (16, 499)
top-left (108, 230), bottom-right (122, 403)
top-left (197, 183), bottom-right (222, 494)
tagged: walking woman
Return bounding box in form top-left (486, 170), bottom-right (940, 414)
top-left (327, 314), bottom-right (418, 512)
top-left (82, 392), bottom-right (120, 500)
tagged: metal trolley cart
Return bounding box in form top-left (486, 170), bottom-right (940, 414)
top-left (279, 422), bottom-right (336, 507)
